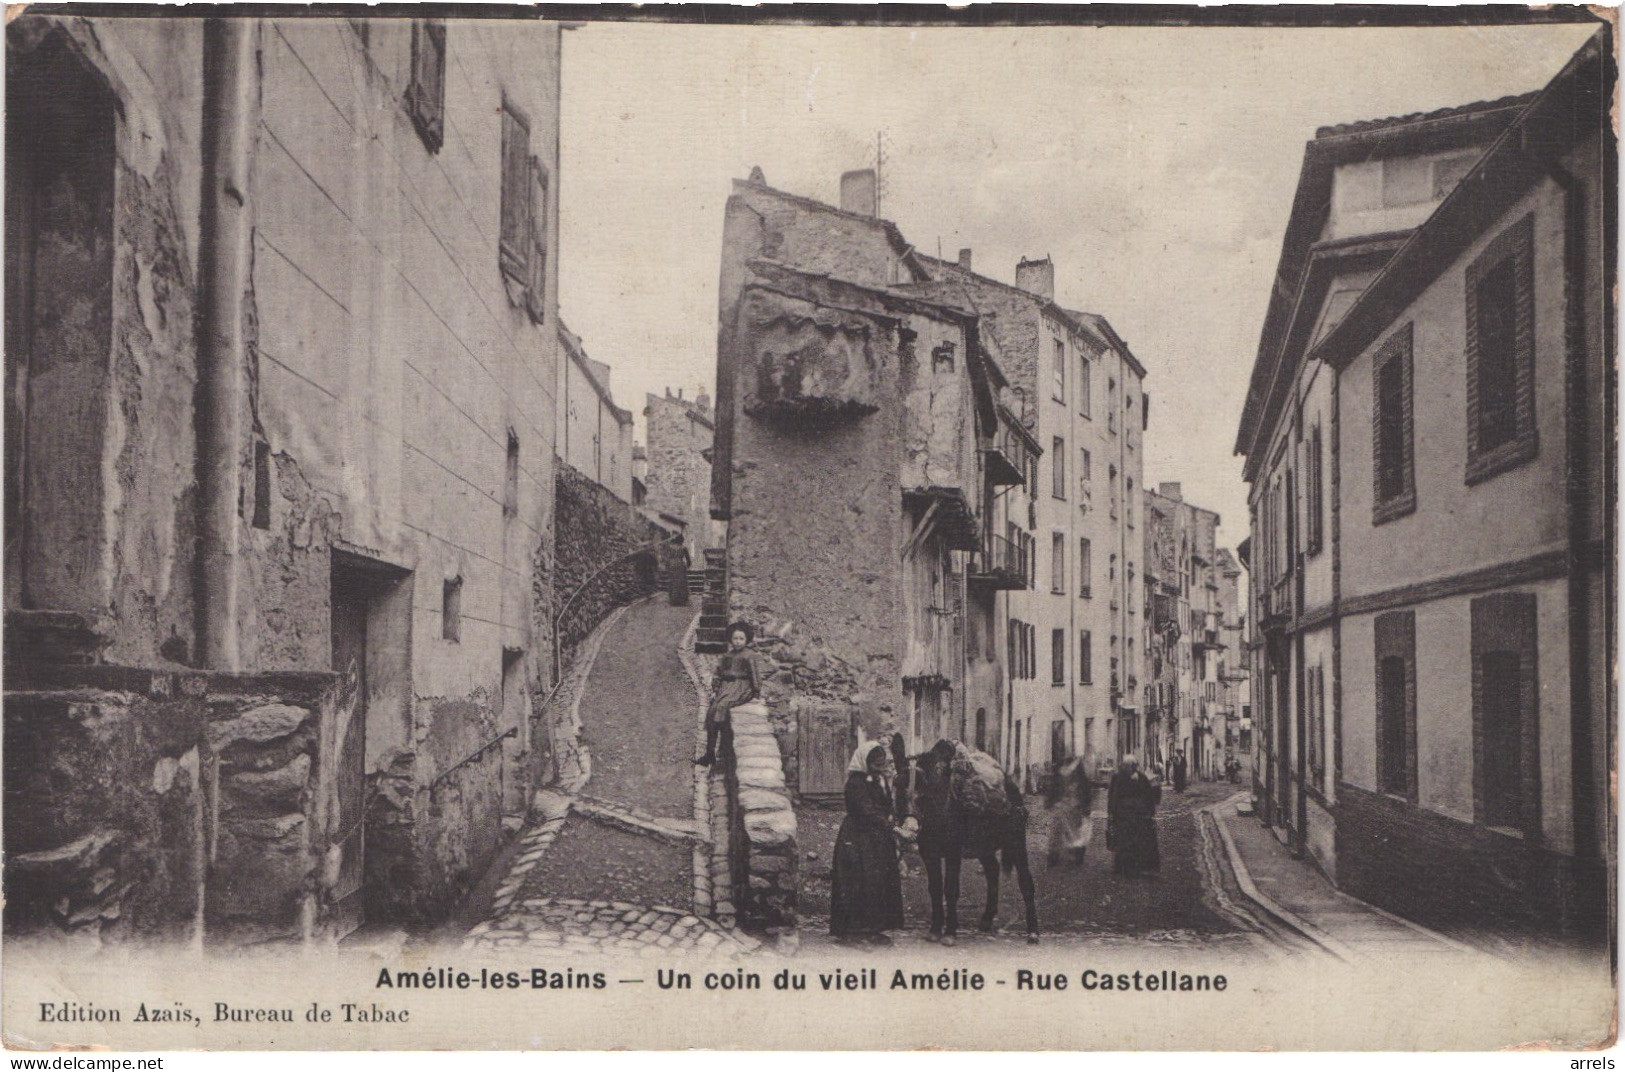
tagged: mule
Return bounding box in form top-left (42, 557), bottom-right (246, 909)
top-left (894, 736), bottom-right (1039, 945)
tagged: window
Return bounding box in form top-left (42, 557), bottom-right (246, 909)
top-left (253, 440), bottom-right (273, 530)
top-left (1107, 379), bottom-right (1118, 433)
top-left (1008, 619), bottom-right (1036, 680)
top-left (500, 99), bottom-right (532, 285)
top-left (1307, 663), bottom-right (1326, 791)
top-left (1126, 564), bottom-right (1135, 614)
top-left (1306, 422), bottom-right (1325, 555)
top-left (1051, 532), bottom-right (1066, 593)
top-left (1109, 464), bottom-right (1119, 518)
top-left (1079, 448), bottom-right (1092, 498)
top-left (405, 20), bottom-right (446, 153)
top-left (1078, 538), bottom-right (1092, 598)
top-left (442, 576), bottom-right (464, 642)
top-left (1126, 477), bottom-right (1134, 527)
top-left (1374, 611), bottom-right (1416, 800)
top-left (1052, 338), bottom-right (1066, 402)
top-left (1471, 592), bottom-right (1539, 834)
top-left (1079, 356), bottom-right (1092, 418)
top-left (1466, 214), bottom-right (1537, 483)
top-left (1372, 323), bottom-right (1415, 524)
top-left (1052, 628), bottom-right (1066, 686)
top-left (503, 430), bottom-right (520, 517)
top-left (1051, 437), bottom-right (1066, 498)
top-left (525, 159), bottom-right (550, 323)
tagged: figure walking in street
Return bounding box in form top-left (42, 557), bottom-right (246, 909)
top-left (1172, 750), bottom-right (1188, 794)
top-left (1106, 757), bottom-right (1162, 878)
top-left (829, 742), bottom-right (907, 944)
top-left (1044, 753), bottom-right (1095, 868)
top-left (695, 621), bottom-right (758, 767)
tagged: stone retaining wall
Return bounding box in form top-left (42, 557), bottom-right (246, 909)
top-left (727, 701), bottom-right (798, 943)
top-left (549, 462), bottom-right (684, 671)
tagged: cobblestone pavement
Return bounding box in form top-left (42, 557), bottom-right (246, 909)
top-left (465, 598), bottom-right (757, 959)
top-left (797, 778), bottom-right (1265, 954)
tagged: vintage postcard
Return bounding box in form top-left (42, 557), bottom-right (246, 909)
top-left (1, 4), bottom-right (1615, 1052)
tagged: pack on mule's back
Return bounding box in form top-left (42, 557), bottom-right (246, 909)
top-left (949, 741), bottom-right (1012, 816)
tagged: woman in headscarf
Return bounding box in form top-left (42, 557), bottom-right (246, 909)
top-left (696, 621), bottom-right (759, 767)
top-left (829, 741), bottom-right (907, 944)
top-left (1106, 756), bottom-right (1162, 877)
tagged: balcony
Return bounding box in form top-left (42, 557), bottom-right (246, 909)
top-left (969, 532), bottom-right (1029, 590)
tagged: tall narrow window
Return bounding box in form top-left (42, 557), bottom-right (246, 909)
top-left (1078, 538), bottom-right (1092, 598)
top-left (1051, 531), bottom-right (1066, 593)
top-left (1126, 477), bottom-right (1134, 527)
top-left (499, 99), bottom-right (532, 284)
top-left (442, 576), bottom-right (464, 642)
top-left (1372, 324), bottom-right (1415, 524)
top-left (1079, 356), bottom-right (1092, 417)
top-left (1306, 423), bottom-right (1324, 555)
top-left (1471, 592), bottom-right (1539, 835)
top-left (1374, 610), bottom-right (1416, 800)
top-left (1307, 664), bottom-right (1325, 791)
top-left (406, 19), bottom-right (446, 153)
top-left (1107, 379), bottom-right (1118, 433)
top-left (1052, 436), bottom-right (1066, 499)
top-left (503, 430), bottom-right (520, 517)
top-left (1079, 448), bottom-right (1091, 498)
top-left (1052, 338), bottom-right (1066, 402)
top-left (1466, 214), bottom-right (1537, 483)
top-left (1052, 628), bottom-right (1066, 686)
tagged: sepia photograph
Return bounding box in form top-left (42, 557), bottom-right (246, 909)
top-left (0, 4), bottom-right (1616, 1052)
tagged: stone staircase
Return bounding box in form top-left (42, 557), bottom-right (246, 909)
top-left (695, 548), bottom-right (730, 654)
top-left (685, 569), bottom-right (707, 596)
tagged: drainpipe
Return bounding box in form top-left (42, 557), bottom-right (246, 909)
top-left (197, 19), bottom-right (258, 671)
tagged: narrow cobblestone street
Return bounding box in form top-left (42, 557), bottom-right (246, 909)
top-left (464, 599), bottom-right (757, 958)
top-left (797, 777), bottom-right (1262, 953)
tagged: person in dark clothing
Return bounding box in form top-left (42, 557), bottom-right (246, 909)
top-left (696, 621), bottom-right (758, 767)
top-left (829, 743), bottom-right (906, 943)
top-left (1106, 757), bottom-right (1162, 877)
top-left (1172, 751), bottom-right (1188, 793)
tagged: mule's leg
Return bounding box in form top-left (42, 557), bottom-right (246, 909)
top-left (923, 851), bottom-right (945, 938)
top-left (1012, 851), bottom-right (1039, 942)
top-left (978, 856), bottom-right (999, 932)
top-left (942, 851), bottom-right (962, 942)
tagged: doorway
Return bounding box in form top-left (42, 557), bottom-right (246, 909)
top-left (329, 552), bottom-right (412, 936)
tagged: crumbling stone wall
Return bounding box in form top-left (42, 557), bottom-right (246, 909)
top-left (550, 462), bottom-right (682, 670)
top-left (3, 618), bottom-right (341, 948)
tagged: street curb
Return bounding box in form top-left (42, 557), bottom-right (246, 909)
top-left (1205, 795), bottom-right (1357, 962)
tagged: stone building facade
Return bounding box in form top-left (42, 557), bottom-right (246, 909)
top-left (1235, 32), bottom-right (1612, 939)
top-left (708, 173), bottom-right (1008, 793)
top-left (5, 15), bottom-right (564, 942)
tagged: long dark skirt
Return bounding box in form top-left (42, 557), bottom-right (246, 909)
top-left (1111, 814), bottom-right (1161, 875)
top-left (829, 820), bottom-right (904, 936)
top-left (707, 677), bottom-right (754, 727)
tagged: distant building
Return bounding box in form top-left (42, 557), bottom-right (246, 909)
top-left (1142, 484), bottom-right (1243, 779)
top-left (906, 252), bottom-right (1149, 785)
top-left (559, 320), bottom-right (634, 504)
top-left (1235, 32), bottom-right (1612, 939)
top-left (644, 388), bottom-right (722, 565)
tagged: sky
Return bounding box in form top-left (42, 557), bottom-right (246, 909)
top-left (558, 19), bottom-right (1598, 550)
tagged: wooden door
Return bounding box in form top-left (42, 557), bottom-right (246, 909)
top-left (797, 703), bottom-right (855, 799)
top-left (329, 567), bottom-right (370, 937)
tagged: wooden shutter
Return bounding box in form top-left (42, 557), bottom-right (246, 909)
top-left (499, 100), bottom-right (531, 283)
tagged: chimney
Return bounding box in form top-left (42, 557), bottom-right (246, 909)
top-left (958, 248), bottom-right (973, 271)
top-left (840, 169), bottom-right (878, 217)
top-left (1016, 256), bottom-right (1054, 301)
top-left (677, 388), bottom-right (684, 400)
top-left (695, 390), bottom-right (711, 414)
top-left (1158, 482), bottom-right (1182, 501)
